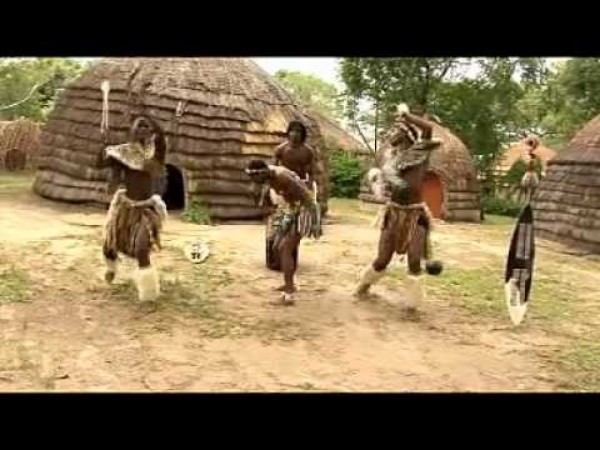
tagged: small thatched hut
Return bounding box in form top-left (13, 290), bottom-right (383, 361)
top-left (534, 115), bottom-right (600, 253)
top-left (360, 118), bottom-right (481, 222)
top-left (0, 118), bottom-right (41, 171)
top-left (496, 137), bottom-right (557, 176)
top-left (33, 58), bottom-right (329, 219)
top-left (308, 109), bottom-right (370, 159)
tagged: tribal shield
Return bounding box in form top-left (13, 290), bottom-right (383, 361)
top-left (504, 204), bottom-right (536, 325)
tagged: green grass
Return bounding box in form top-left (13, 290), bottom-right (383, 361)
top-left (556, 342), bottom-right (600, 391)
top-left (181, 202), bottom-right (212, 225)
top-left (0, 265), bottom-right (31, 303)
top-left (482, 214), bottom-right (516, 227)
top-left (388, 261), bottom-right (580, 326)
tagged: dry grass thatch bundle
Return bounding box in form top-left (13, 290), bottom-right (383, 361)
top-left (534, 115), bottom-right (600, 253)
top-left (360, 119), bottom-right (481, 222)
top-left (33, 58), bottom-right (330, 219)
top-left (0, 118), bottom-right (41, 171)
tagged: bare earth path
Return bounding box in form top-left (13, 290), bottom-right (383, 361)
top-left (1, 179), bottom-right (598, 391)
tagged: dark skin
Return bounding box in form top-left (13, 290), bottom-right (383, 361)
top-left (274, 127), bottom-right (318, 187)
top-left (99, 117), bottom-right (167, 273)
top-left (373, 112), bottom-right (437, 275)
top-left (249, 166), bottom-right (312, 295)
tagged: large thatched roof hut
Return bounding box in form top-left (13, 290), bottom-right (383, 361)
top-left (534, 115), bottom-right (600, 253)
top-left (33, 58), bottom-right (329, 219)
top-left (360, 118), bottom-right (481, 222)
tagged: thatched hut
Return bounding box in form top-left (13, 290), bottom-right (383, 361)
top-left (496, 137), bottom-right (557, 176)
top-left (33, 58), bottom-right (329, 219)
top-left (534, 115), bottom-right (600, 253)
top-left (308, 109), bottom-right (370, 159)
top-left (0, 118), bottom-right (41, 171)
top-left (360, 118), bottom-right (481, 222)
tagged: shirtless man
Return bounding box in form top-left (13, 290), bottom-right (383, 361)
top-left (353, 104), bottom-right (443, 309)
top-left (99, 115), bottom-right (168, 312)
top-left (246, 160), bottom-right (321, 305)
top-left (263, 120), bottom-right (320, 270)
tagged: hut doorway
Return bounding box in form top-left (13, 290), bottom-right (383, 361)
top-left (163, 164), bottom-right (186, 210)
top-left (422, 171), bottom-right (444, 219)
top-left (4, 148), bottom-right (27, 171)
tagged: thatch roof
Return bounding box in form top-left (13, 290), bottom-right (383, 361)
top-left (534, 114), bottom-right (600, 253)
top-left (497, 138), bottom-right (557, 172)
top-left (307, 109), bottom-right (369, 156)
top-left (33, 58), bottom-right (329, 219)
top-left (551, 114), bottom-right (600, 165)
top-left (0, 118), bottom-right (41, 170)
top-left (361, 119), bottom-right (481, 222)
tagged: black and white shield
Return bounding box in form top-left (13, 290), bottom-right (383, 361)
top-left (504, 204), bottom-right (536, 325)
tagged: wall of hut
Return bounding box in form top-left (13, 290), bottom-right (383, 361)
top-left (533, 116), bottom-right (600, 253)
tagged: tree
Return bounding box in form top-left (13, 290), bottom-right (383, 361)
top-left (339, 57), bottom-right (552, 174)
top-left (339, 58), bottom-right (461, 153)
top-left (533, 58), bottom-right (600, 148)
top-left (0, 58), bottom-right (88, 121)
top-left (274, 70), bottom-right (342, 119)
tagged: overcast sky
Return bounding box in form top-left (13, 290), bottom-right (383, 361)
top-left (252, 57), bottom-right (341, 86)
top-left (72, 57), bottom-right (565, 88)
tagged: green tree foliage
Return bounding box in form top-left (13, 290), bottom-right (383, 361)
top-left (0, 58), bottom-right (88, 121)
top-left (339, 57), bottom-right (551, 175)
top-left (328, 150), bottom-right (362, 198)
top-left (529, 58), bottom-right (600, 148)
top-left (339, 58), bottom-right (461, 153)
top-left (274, 70), bottom-right (342, 119)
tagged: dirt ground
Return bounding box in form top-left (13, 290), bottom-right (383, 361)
top-left (1, 173), bottom-right (599, 392)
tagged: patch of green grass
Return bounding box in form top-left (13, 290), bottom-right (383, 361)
top-left (181, 202), bottom-right (212, 225)
top-left (482, 214), bottom-right (516, 227)
top-left (389, 264), bottom-right (578, 325)
top-left (0, 265), bottom-right (31, 303)
top-left (0, 172), bottom-right (34, 194)
top-left (555, 342), bottom-right (600, 391)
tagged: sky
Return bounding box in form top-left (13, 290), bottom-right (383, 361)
top-left (252, 57), bottom-right (341, 86)
top-left (71, 57), bottom-right (566, 88)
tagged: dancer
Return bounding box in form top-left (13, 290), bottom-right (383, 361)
top-left (100, 115), bottom-right (168, 312)
top-left (246, 160), bottom-right (321, 305)
top-left (354, 104), bottom-right (443, 310)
